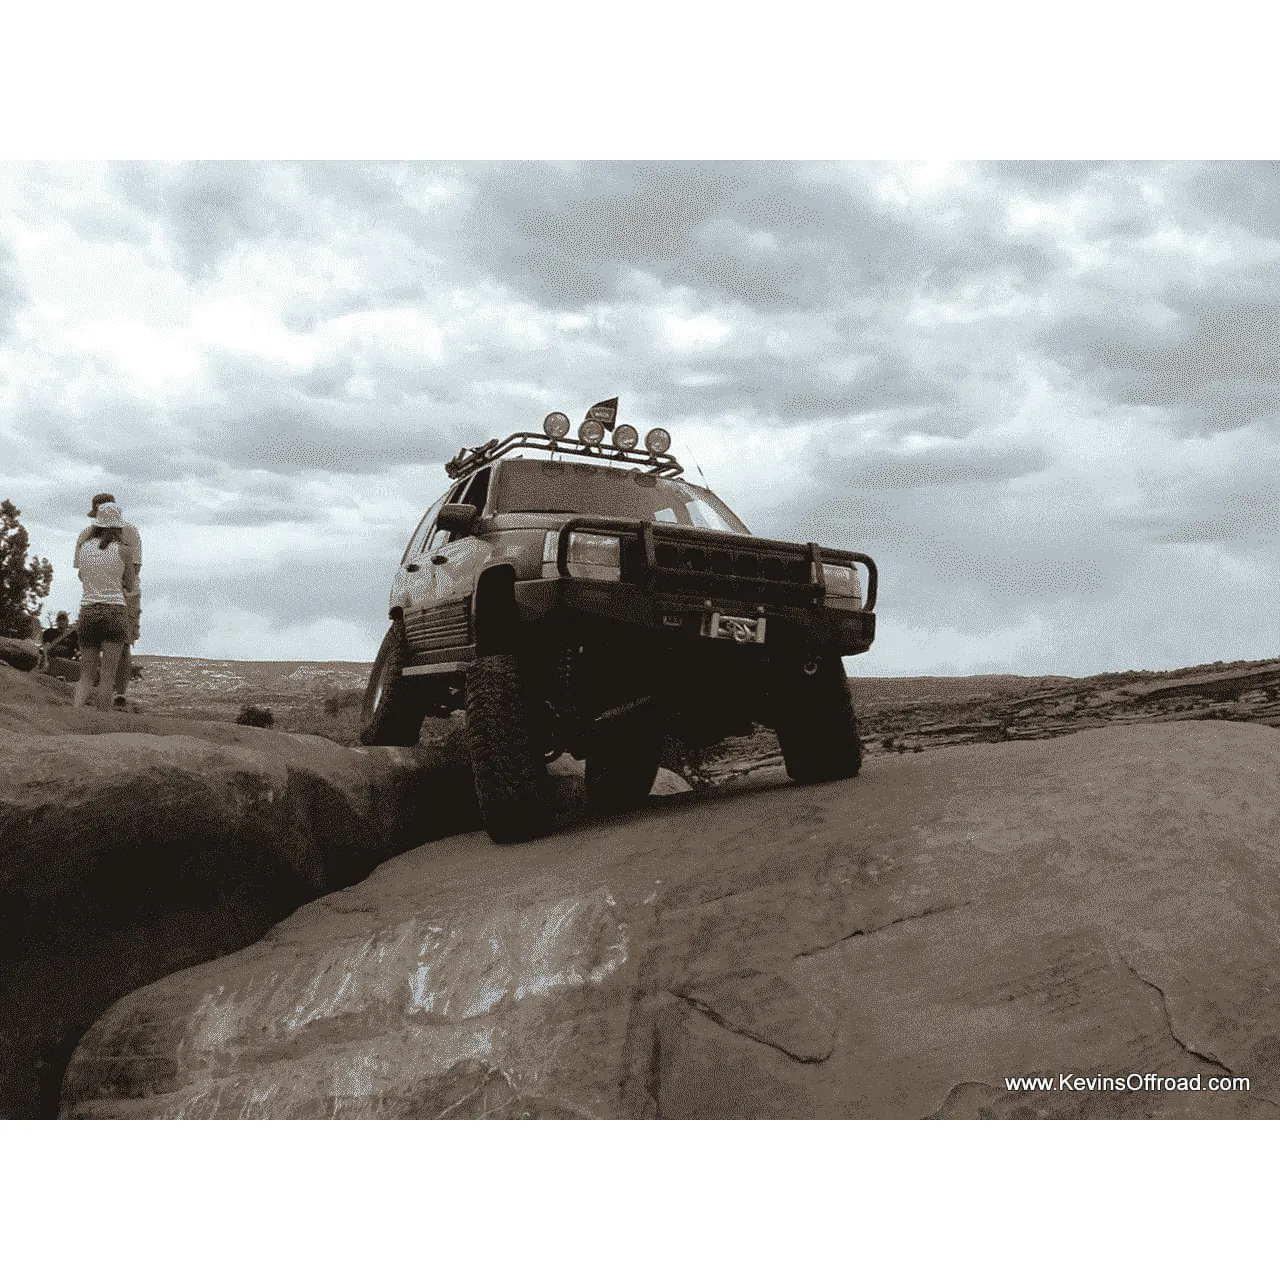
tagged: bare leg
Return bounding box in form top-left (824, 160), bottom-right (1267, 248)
top-left (99, 641), bottom-right (124, 708)
top-left (75, 645), bottom-right (102, 708)
top-left (113, 641), bottom-right (132, 700)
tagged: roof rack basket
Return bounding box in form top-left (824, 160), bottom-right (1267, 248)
top-left (444, 432), bottom-right (684, 481)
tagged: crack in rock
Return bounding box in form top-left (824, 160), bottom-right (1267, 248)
top-left (671, 989), bottom-right (834, 1065)
top-left (1120, 955), bottom-right (1237, 1077)
top-left (793, 900), bottom-right (972, 960)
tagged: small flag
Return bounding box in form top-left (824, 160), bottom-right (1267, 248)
top-left (582, 397), bottom-right (619, 430)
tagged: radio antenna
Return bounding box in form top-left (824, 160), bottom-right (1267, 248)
top-left (687, 443), bottom-right (711, 487)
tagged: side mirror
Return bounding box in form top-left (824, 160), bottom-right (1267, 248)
top-left (436, 503), bottom-right (478, 535)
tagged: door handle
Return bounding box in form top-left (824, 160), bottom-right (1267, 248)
top-left (430, 554), bottom-right (448, 565)
top-left (405, 563), bottom-right (421, 573)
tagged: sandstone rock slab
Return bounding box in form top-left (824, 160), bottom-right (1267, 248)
top-left (63, 721), bottom-right (1280, 1119)
top-left (0, 664), bottom-right (480, 1118)
top-left (0, 637), bottom-right (40, 673)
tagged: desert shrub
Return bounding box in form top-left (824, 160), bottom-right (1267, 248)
top-left (235, 704), bottom-right (274, 728)
top-left (323, 689), bottom-right (362, 717)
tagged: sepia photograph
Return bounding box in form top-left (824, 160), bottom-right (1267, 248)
top-left (9, 153), bottom-right (1280, 1123)
top-left (3, 3), bottom-right (1277, 1273)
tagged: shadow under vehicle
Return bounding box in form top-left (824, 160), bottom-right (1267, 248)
top-left (360, 400), bottom-right (879, 842)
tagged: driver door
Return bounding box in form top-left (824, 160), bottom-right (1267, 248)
top-left (399, 482), bottom-right (462, 657)
top-left (420, 467), bottom-right (492, 658)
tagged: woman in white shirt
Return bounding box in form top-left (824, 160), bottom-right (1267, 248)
top-left (73, 502), bottom-right (138, 710)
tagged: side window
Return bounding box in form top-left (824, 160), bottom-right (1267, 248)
top-left (447, 468), bottom-right (491, 542)
top-left (401, 485), bottom-right (455, 563)
top-left (402, 500), bottom-right (440, 564)
top-left (425, 481), bottom-right (467, 552)
top-left (462, 467), bottom-right (490, 514)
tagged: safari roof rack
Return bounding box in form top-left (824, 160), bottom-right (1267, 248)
top-left (444, 432), bottom-right (684, 481)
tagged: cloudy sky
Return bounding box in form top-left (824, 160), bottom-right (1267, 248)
top-left (2, 160), bottom-right (1279, 676)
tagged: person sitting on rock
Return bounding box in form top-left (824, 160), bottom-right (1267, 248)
top-left (42, 610), bottom-right (76, 651)
top-left (72, 503), bottom-right (138, 711)
top-left (38, 610), bottom-right (79, 674)
top-left (75, 492), bottom-right (142, 709)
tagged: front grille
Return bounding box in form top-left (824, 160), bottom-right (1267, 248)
top-left (649, 532), bottom-right (816, 606)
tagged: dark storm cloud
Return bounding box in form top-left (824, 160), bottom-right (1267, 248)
top-left (643, 344), bottom-right (960, 425)
top-left (1168, 162), bottom-right (1280, 240)
top-left (1049, 300), bottom-right (1280, 434)
top-left (461, 162), bottom-right (1058, 316)
top-left (12, 400), bottom-right (222, 484)
top-left (211, 406), bottom-right (455, 475)
top-left (829, 439), bottom-right (1051, 489)
top-left (1136, 479), bottom-right (1280, 546)
top-left (113, 162), bottom-right (304, 279)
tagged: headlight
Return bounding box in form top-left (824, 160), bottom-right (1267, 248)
top-left (613, 423), bottom-right (639, 451)
top-left (543, 411), bottom-right (570, 440)
top-left (579, 419), bottom-right (606, 446)
top-left (644, 427), bottom-right (671, 454)
top-left (821, 563), bottom-right (861, 604)
top-left (543, 530), bottom-right (621, 581)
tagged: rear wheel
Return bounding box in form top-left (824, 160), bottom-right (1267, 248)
top-left (359, 621), bottom-right (430, 746)
top-left (465, 653), bottom-right (553, 843)
top-left (585, 711), bottom-right (663, 813)
top-left (774, 651), bottom-right (862, 783)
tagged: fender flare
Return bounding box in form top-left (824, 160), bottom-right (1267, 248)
top-left (472, 564), bottom-right (519, 656)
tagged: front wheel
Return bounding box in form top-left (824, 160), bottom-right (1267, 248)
top-left (359, 621), bottom-right (430, 746)
top-left (585, 712), bottom-right (663, 813)
top-left (773, 652), bottom-right (862, 784)
top-left (465, 653), bottom-right (553, 843)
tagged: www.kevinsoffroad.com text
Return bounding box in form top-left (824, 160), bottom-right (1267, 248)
top-left (1005, 1073), bottom-right (1249, 1092)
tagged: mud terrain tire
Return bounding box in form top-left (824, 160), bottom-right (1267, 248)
top-left (585, 712), bottom-right (663, 813)
top-left (774, 652), bottom-right (862, 784)
top-left (465, 653), bottom-right (552, 843)
top-left (359, 621), bottom-right (430, 746)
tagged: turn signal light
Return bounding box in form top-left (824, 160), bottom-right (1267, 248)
top-left (821, 563), bottom-right (862, 604)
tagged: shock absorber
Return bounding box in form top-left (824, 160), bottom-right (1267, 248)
top-left (553, 643), bottom-right (582, 753)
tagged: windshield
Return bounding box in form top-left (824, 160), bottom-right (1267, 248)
top-left (494, 459), bottom-right (751, 534)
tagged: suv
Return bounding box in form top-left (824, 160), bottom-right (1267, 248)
top-left (360, 403), bottom-right (879, 842)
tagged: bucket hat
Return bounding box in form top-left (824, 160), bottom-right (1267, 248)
top-left (88, 492), bottom-right (116, 517)
top-left (93, 502), bottom-right (125, 529)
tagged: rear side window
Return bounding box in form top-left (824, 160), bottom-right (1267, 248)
top-left (460, 467), bottom-right (491, 513)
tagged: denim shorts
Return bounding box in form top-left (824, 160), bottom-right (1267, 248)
top-left (78, 603), bottom-right (129, 646)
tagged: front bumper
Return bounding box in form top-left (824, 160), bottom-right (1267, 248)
top-left (512, 577), bottom-right (876, 655)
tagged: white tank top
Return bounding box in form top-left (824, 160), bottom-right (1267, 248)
top-left (79, 539), bottom-right (127, 606)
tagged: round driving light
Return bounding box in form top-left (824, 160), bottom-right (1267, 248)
top-left (613, 423), bottom-right (639, 451)
top-left (543, 411), bottom-right (570, 440)
top-left (644, 427), bottom-right (672, 454)
top-left (579, 419), bottom-right (606, 446)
